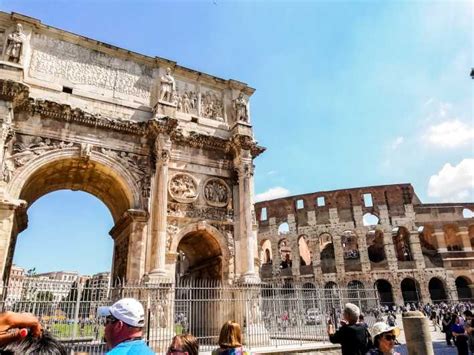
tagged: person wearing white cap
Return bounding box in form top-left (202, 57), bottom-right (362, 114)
top-left (368, 321), bottom-right (400, 355)
top-left (98, 298), bottom-right (154, 354)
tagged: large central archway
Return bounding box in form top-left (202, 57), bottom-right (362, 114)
top-left (3, 150), bottom-right (146, 282)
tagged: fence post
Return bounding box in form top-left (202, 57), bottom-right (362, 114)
top-left (72, 283), bottom-right (83, 340)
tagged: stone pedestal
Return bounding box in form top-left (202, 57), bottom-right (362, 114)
top-left (402, 311), bottom-right (434, 355)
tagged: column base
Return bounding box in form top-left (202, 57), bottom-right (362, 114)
top-left (146, 269), bottom-right (171, 282)
top-left (238, 272), bottom-right (260, 285)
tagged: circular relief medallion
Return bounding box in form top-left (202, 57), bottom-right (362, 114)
top-left (203, 178), bottom-right (230, 207)
top-left (168, 173), bottom-right (198, 203)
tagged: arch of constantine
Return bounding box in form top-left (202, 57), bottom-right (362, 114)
top-left (0, 12), bottom-right (264, 285)
top-left (256, 184), bottom-right (474, 305)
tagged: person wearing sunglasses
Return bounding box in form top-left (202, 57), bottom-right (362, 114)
top-left (97, 298), bottom-right (154, 354)
top-left (368, 322), bottom-right (400, 355)
top-left (167, 334), bottom-right (199, 355)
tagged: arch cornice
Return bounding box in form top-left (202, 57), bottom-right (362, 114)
top-left (6, 147), bottom-right (143, 220)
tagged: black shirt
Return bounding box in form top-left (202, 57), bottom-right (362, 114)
top-left (329, 323), bottom-right (368, 355)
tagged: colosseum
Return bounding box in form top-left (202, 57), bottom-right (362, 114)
top-left (255, 183), bottom-right (474, 306)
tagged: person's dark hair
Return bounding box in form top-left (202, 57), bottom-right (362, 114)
top-left (175, 334), bottom-right (199, 355)
top-left (373, 334), bottom-right (382, 349)
top-left (0, 331), bottom-right (67, 355)
top-left (464, 310), bottom-right (473, 318)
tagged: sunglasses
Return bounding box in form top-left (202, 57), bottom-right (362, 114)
top-left (383, 334), bottom-right (396, 341)
top-left (167, 348), bottom-right (189, 355)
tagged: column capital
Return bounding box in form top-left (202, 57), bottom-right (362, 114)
top-left (0, 79), bottom-right (30, 111)
top-left (109, 209), bottom-right (149, 239)
top-left (230, 133), bottom-right (265, 159)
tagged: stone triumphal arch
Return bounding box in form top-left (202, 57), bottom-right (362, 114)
top-left (0, 12), bottom-right (264, 284)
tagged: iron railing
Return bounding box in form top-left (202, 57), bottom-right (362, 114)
top-left (0, 278), bottom-right (380, 354)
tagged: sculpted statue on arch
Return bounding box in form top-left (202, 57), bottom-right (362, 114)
top-left (233, 92), bottom-right (249, 123)
top-left (5, 23), bottom-right (26, 63)
top-left (159, 67), bottom-right (176, 103)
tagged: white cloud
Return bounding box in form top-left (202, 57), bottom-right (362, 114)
top-left (391, 136), bottom-right (404, 150)
top-left (266, 170), bottom-right (276, 176)
top-left (424, 119), bottom-right (474, 148)
top-left (428, 159), bottom-right (474, 202)
top-left (255, 187), bottom-right (290, 202)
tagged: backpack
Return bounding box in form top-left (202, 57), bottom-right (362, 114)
top-left (364, 328), bottom-right (374, 353)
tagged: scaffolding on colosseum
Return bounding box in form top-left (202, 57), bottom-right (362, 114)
top-left (0, 278), bottom-right (383, 353)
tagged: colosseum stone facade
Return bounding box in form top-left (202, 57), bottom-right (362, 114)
top-left (255, 183), bottom-right (474, 306)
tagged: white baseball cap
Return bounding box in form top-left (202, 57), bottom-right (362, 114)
top-left (370, 321), bottom-right (400, 339)
top-left (98, 298), bottom-right (145, 327)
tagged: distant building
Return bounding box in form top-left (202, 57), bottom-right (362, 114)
top-left (5, 265), bottom-right (25, 305)
top-left (256, 183), bottom-right (474, 306)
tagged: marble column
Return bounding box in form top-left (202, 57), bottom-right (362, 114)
top-left (149, 134), bottom-right (171, 278)
top-left (433, 230), bottom-right (447, 252)
top-left (235, 152), bottom-right (259, 283)
top-left (458, 227), bottom-right (472, 252)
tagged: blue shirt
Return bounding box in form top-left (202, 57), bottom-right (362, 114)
top-left (107, 340), bottom-right (155, 354)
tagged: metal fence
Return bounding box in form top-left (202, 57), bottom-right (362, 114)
top-left (0, 278), bottom-right (380, 354)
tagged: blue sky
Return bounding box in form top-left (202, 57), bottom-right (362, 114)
top-left (1, 0), bottom-right (472, 275)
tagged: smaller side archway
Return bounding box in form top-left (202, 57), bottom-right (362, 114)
top-left (342, 230), bottom-right (361, 272)
top-left (392, 227), bottom-right (413, 262)
top-left (260, 239), bottom-right (273, 265)
top-left (259, 239), bottom-right (273, 279)
top-left (324, 281), bottom-right (340, 310)
top-left (456, 276), bottom-right (473, 301)
top-left (320, 233), bottom-right (336, 274)
top-left (444, 225), bottom-right (462, 251)
top-left (428, 277), bottom-right (447, 303)
top-left (302, 282), bottom-right (317, 310)
top-left (367, 229), bottom-right (386, 267)
top-left (278, 222), bottom-right (290, 235)
top-left (401, 278), bottom-right (421, 304)
top-left (278, 238), bottom-right (292, 271)
top-left (419, 225), bottom-right (443, 268)
top-left (298, 235), bottom-right (313, 275)
top-left (375, 279), bottom-right (394, 306)
top-left (363, 213), bottom-right (379, 227)
top-left (347, 280), bottom-right (367, 310)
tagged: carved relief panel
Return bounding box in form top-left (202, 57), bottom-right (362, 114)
top-left (168, 173), bottom-right (198, 203)
top-left (174, 80), bottom-right (198, 116)
top-left (200, 88), bottom-right (224, 121)
top-left (29, 34), bottom-right (154, 102)
top-left (203, 178), bottom-right (230, 207)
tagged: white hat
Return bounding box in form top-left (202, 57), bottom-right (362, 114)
top-left (370, 321), bottom-right (400, 339)
top-left (98, 298), bottom-right (145, 327)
